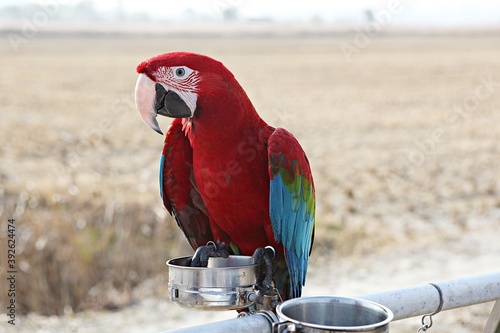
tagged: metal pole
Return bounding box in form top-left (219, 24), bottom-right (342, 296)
top-left (361, 271), bottom-right (500, 321)
top-left (160, 313), bottom-right (272, 333)
top-left (163, 271), bottom-right (500, 333)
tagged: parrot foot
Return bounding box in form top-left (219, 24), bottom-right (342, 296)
top-left (190, 241), bottom-right (229, 267)
top-left (251, 246), bottom-right (276, 291)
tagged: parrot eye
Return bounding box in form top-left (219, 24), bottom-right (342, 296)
top-left (173, 66), bottom-right (193, 79)
top-left (175, 68), bottom-right (185, 76)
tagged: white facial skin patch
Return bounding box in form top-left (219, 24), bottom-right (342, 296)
top-left (155, 66), bottom-right (200, 117)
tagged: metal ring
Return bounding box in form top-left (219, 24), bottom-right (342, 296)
top-left (206, 241), bottom-right (217, 250)
top-left (428, 283), bottom-right (444, 315)
top-left (265, 246), bottom-right (276, 259)
top-left (420, 314), bottom-right (433, 329)
top-left (418, 283), bottom-right (444, 331)
top-left (417, 326), bottom-right (427, 333)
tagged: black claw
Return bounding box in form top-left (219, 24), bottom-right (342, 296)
top-left (251, 247), bottom-right (275, 291)
top-left (190, 242), bottom-right (229, 267)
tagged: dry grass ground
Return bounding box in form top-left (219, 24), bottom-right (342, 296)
top-left (0, 30), bottom-right (499, 332)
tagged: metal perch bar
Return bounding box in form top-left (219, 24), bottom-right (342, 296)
top-left (361, 271), bottom-right (500, 320)
top-left (162, 271), bottom-right (500, 333)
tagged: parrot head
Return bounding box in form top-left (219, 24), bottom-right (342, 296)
top-left (135, 52), bottom-right (244, 135)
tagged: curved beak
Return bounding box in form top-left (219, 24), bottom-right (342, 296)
top-left (135, 73), bottom-right (194, 135)
top-left (135, 73), bottom-right (163, 135)
top-left (154, 83), bottom-right (193, 119)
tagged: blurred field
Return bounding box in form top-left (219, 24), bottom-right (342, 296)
top-left (0, 31), bottom-right (499, 332)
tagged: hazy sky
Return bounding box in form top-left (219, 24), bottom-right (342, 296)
top-left (3, 0), bottom-right (500, 26)
top-left (101, 0), bottom-right (500, 26)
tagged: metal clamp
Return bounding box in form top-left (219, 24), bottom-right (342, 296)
top-left (273, 321), bottom-right (298, 333)
top-left (258, 309), bottom-right (280, 325)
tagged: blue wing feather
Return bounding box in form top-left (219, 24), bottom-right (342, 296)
top-left (268, 128), bottom-right (315, 299)
top-left (159, 154), bottom-right (166, 201)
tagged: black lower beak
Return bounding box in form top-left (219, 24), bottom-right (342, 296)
top-left (155, 83), bottom-right (192, 118)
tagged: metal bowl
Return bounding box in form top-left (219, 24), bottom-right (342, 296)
top-left (167, 255), bottom-right (259, 310)
top-left (275, 296), bottom-right (394, 333)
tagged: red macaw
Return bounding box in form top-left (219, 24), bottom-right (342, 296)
top-left (134, 52), bottom-right (315, 300)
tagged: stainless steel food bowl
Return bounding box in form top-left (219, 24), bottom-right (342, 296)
top-left (167, 255), bottom-right (259, 310)
top-left (275, 296), bottom-right (393, 333)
